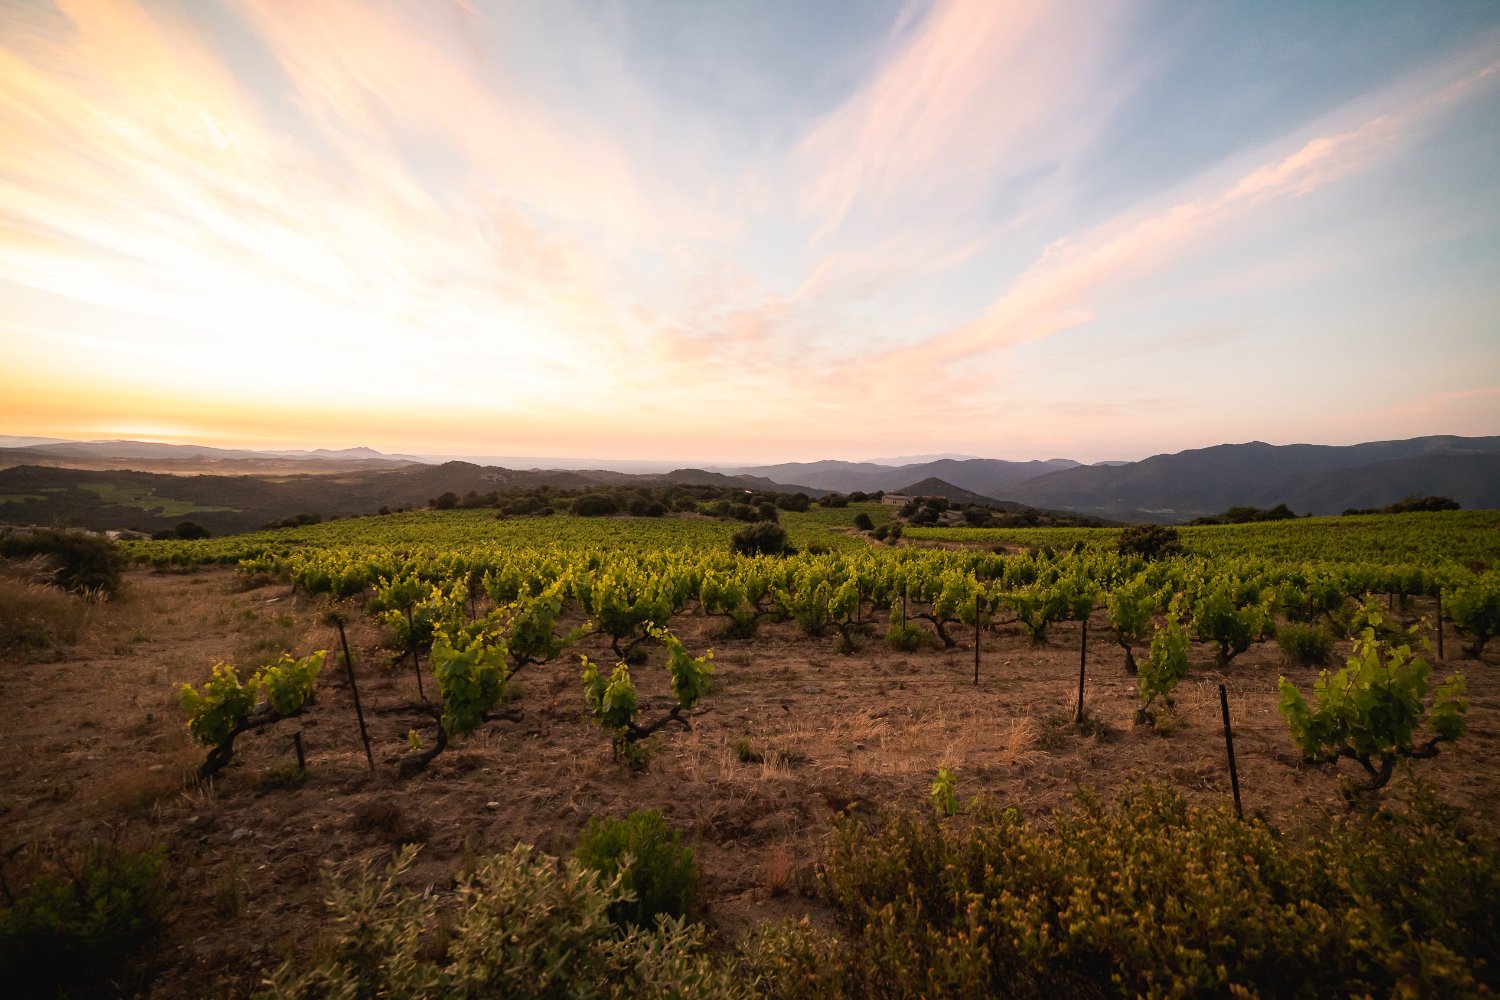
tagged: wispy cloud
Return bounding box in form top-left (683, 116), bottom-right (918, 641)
top-left (1, 2), bottom-right (1496, 460)
top-left (794, 0), bottom-right (1130, 241)
top-left (877, 44), bottom-right (1500, 373)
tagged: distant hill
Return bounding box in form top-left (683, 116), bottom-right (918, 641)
top-left (1005, 436), bottom-right (1500, 521)
top-left (0, 460), bottom-right (827, 535)
top-left (712, 457), bottom-right (1079, 495)
top-left (894, 478), bottom-right (1003, 506)
top-left (4, 434), bottom-right (1493, 531)
top-left (0, 439), bottom-right (425, 475)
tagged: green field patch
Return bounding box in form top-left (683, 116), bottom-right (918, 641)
top-left (80, 483), bottom-right (237, 517)
top-left (0, 493), bottom-right (50, 504)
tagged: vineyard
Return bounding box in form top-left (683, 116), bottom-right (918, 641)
top-left (3, 505), bottom-right (1498, 995)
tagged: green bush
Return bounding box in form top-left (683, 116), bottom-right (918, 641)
top-left (571, 493), bottom-right (619, 517)
top-left (262, 844), bottom-right (741, 999)
top-left (820, 783), bottom-right (1498, 997)
top-left (852, 512), bottom-right (874, 532)
top-left (0, 844), bottom-right (169, 998)
top-left (150, 521), bottom-right (211, 541)
top-left (1115, 523), bottom-right (1182, 560)
top-left (573, 809), bottom-right (699, 928)
top-left (730, 521), bottom-right (791, 557)
top-left (0, 528), bottom-right (124, 598)
top-left (1276, 621), bottom-right (1334, 665)
top-left (884, 605), bottom-right (928, 652)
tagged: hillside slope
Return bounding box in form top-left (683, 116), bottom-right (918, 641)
top-left (1006, 437), bottom-right (1500, 520)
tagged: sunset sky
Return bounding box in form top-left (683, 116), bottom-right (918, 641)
top-left (2, 0), bottom-right (1498, 464)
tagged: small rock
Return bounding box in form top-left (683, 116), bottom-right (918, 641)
top-left (230, 827), bottom-right (252, 843)
top-left (148, 764), bottom-right (164, 772)
top-left (486, 801), bottom-right (500, 809)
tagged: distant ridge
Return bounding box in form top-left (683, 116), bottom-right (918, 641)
top-left (0, 439), bottom-right (425, 475)
top-left (894, 478), bottom-right (1004, 506)
top-left (710, 457), bottom-right (1080, 495)
top-left (1005, 436), bottom-right (1500, 521)
top-left (2, 434), bottom-right (1495, 528)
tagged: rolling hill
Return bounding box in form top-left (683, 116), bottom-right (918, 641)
top-left (1005, 437), bottom-right (1500, 520)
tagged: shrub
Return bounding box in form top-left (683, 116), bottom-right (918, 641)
top-left (0, 528), bottom-right (124, 598)
top-left (852, 512), bottom-right (874, 532)
top-left (150, 521), bottom-right (211, 540)
top-left (885, 604), bottom-right (928, 652)
top-left (573, 809), bottom-right (699, 928)
top-left (431, 491), bottom-right (460, 509)
top-left (626, 497), bottom-right (668, 517)
top-left (929, 766), bottom-right (958, 816)
top-left (1115, 523), bottom-right (1182, 560)
top-left (572, 493), bottom-right (619, 517)
top-left (1276, 621), bottom-right (1334, 665)
top-left (820, 783), bottom-right (1499, 997)
top-left (730, 521), bottom-right (791, 557)
top-left (0, 843), bottom-right (169, 997)
top-left (262, 844), bottom-right (740, 998)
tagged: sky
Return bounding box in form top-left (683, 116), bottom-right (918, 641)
top-left (1, 0), bottom-right (1498, 465)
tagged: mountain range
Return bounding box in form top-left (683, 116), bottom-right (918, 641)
top-left (719, 436), bottom-right (1500, 521)
top-left (1, 434), bottom-right (1496, 532)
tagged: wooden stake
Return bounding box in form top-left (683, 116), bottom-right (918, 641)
top-left (1074, 618), bottom-right (1088, 724)
top-left (293, 731), bottom-right (306, 772)
top-left (335, 618), bottom-right (375, 771)
top-left (1436, 588), bottom-right (1445, 661)
top-left (973, 595), bottom-right (981, 686)
top-left (1218, 683), bottom-right (1243, 819)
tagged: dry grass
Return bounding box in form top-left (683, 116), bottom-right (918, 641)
top-left (0, 575), bottom-right (90, 652)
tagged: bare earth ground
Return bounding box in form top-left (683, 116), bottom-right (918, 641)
top-left (2, 566), bottom-right (1497, 997)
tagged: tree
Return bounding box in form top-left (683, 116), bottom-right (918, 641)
top-left (572, 493), bottom-right (619, 517)
top-left (730, 521), bottom-right (791, 557)
top-left (1117, 524), bottom-right (1182, 560)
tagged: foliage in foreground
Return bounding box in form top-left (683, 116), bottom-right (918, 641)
top-left (259, 844), bottom-right (748, 1000)
top-left (573, 809), bottom-right (699, 928)
top-left (257, 783), bottom-right (1498, 999)
top-left (0, 844), bottom-right (170, 999)
top-left (822, 782), bottom-right (1499, 998)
